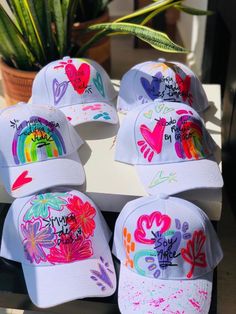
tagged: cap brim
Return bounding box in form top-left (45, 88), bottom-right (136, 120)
top-left (118, 264), bottom-right (213, 314)
top-left (0, 151), bottom-right (85, 198)
top-left (22, 248), bottom-right (116, 308)
top-left (135, 159), bottom-right (223, 195)
top-left (60, 102), bottom-right (118, 126)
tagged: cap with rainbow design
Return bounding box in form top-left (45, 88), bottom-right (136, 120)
top-left (115, 101), bottom-right (223, 195)
top-left (0, 102), bottom-right (85, 198)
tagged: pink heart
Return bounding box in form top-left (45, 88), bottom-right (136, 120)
top-left (65, 63), bottom-right (90, 95)
top-left (134, 211), bottom-right (171, 244)
top-left (139, 118), bottom-right (166, 155)
top-left (12, 170), bottom-right (32, 191)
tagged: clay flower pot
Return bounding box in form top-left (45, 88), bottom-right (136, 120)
top-left (0, 59), bottom-right (37, 106)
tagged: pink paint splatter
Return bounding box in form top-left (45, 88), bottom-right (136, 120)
top-left (189, 298), bottom-right (201, 311)
top-left (198, 290), bottom-right (208, 299)
top-left (133, 302), bottom-right (140, 306)
top-left (149, 298), bottom-right (165, 307)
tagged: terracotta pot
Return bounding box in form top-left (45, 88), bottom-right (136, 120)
top-left (0, 59), bottom-right (37, 106)
top-left (72, 9), bottom-right (111, 74)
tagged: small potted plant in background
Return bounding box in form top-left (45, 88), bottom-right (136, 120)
top-left (72, 0), bottom-right (112, 72)
top-left (0, 0), bottom-right (211, 106)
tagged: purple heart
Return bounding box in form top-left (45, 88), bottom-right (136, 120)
top-left (153, 231), bottom-right (181, 269)
top-left (140, 72), bottom-right (162, 100)
top-left (52, 79), bottom-right (68, 105)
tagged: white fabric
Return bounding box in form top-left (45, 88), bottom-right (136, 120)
top-left (118, 265), bottom-right (213, 314)
top-left (31, 57), bottom-right (118, 125)
top-left (0, 102), bottom-right (85, 197)
top-left (115, 101), bottom-right (223, 195)
top-left (0, 190), bottom-right (117, 308)
top-left (112, 195), bottom-right (223, 314)
top-left (117, 58), bottom-right (209, 114)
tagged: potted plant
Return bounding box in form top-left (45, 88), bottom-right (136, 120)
top-left (71, 0), bottom-right (113, 73)
top-left (0, 0), bottom-right (211, 105)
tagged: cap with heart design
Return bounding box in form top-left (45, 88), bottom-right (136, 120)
top-left (31, 57), bottom-right (118, 125)
top-left (115, 101), bottom-right (223, 195)
top-left (112, 194), bottom-right (223, 314)
top-left (117, 58), bottom-right (209, 114)
top-left (0, 189), bottom-right (117, 308)
top-left (0, 102), bottom-right (85, 198)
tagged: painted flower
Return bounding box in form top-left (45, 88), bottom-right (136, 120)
top-left (24, 193), bottom-right (68, 221)
top-left (21, 220), bottom-right (55, 264)
top-left (66, 195), bottom-right (96, 238)
top-left (47, 234), bottom-right (93, 263)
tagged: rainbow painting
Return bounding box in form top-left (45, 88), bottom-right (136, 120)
top-left (12, 116), bottom-right (66, 165)
top-left (174, 114), bottom-right (207, 160)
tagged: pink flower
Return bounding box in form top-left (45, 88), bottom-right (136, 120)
top-left (47, 234), bottom-right (93, 263)
top-left (66, 195), bottom-right (96, 238)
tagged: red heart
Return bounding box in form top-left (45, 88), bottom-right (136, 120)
top-left (134, 211), bottom-right (171, 244)
top-left (65, 63), bottom-right (90, 94)
top-left (140, 118), bottom-right (166, 155)
top-left (12, 170), bottom-right (32, 191)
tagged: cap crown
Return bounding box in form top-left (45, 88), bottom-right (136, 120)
top-left (1, 191), bottom-right (111, 266)
top-left (32, 57), bottom-right (117, 108)
top-left (115, 101), bottom-right (215, 165)
top-left (0, 103), bottom-right (82, 167)
top-left (113, 196), bottom-right (223, 280)
top-left (117, 60), bottom-right (208, 113)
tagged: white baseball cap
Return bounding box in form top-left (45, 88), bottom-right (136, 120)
top-left (31, 57), bottom-right (118, 125)
top-left (0, 102), bottom-right (85, 198)
top-left (115, 101), bottom-right (223, 195)
top-left (0, 189), bottom-right (117, 308)
top-left (113, 194), bottom-right (223, 314)
top-left (117, 58), bottom-right (209, 113)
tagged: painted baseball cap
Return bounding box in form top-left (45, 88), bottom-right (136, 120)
top-left (113, 194), bottom-right (223, 314)
top-left (0, 102), bottom-right (85, 198)
top-left (0, 190), bottom-right (116, 308)
top-left (31, 57), bottom-right (118, 125)
top-left (117, 58), bottom-right (209, 113)
top-left (115, 101), bottom-right (223, 195)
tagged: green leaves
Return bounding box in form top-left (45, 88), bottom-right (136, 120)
top-left (0, 3), bottom-right (35, 69)
top-left (0, 0), bottom-right (212, 70)
top-left (89, 22), bottom-right (188, 53)
top-left (175, 4), bottom-right (213, 16)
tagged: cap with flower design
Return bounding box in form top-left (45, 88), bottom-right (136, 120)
top-left (113, 194), bottom-right (223, 314)
top-left (0, 190), bottom-right (116, 308)
top-left (31, 57), bottom-right (118, 125)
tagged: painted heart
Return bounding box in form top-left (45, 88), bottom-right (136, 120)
top-left (175, 73), bottom-right (193, 105)
top-left (134, 211), bottom-right (171, 244)
top-left (144, 110), bottom-right (153, 119)
top-left (12, 170), bottom-right (32, 191)
top-left (52, 79), bottom-right (68, 105)
top-left (154, 230), bottom-right (181, 269)
top-left (140, 72), bottom-right (162, 100)
top-left (93, 72), bottom-right (105, 97)
top-left (140, 118), bottom-right (166, 156)
top-left (65, 62), bottom-right (90, 94)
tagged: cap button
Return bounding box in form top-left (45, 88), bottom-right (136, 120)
top-left (157, 193), bottom-right (169, 200)
top-left (63, 56), bottom-right (71, 61)
top-left (157, 58), bottom-right (166, 63)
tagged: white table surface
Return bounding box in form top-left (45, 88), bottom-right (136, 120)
top-left (0, 83), bottom-right (222, 220)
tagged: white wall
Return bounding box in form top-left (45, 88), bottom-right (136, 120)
top-left (177, 0), bottom-right (208, 77)
top-left (108, 0), bottom-right (133, 17)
